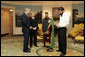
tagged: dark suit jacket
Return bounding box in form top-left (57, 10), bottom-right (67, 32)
top-left (21, 13), bottom-right (31, 33)
top-left (42, 17), bottom-right (50, 33)
top-left (30, 17), bottom-right (39, 31)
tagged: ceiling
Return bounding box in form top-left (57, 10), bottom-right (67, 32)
top-left (1, 1), bottom-right (84, 6)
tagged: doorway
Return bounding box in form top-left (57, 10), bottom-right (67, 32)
top-left (1, 8), bottom-right (13, 36)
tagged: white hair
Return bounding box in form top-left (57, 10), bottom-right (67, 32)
top-left (25, 8), bottom-right (30, 11)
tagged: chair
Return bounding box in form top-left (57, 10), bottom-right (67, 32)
top-left (69, 23), bottom-right (84, 44)
top-left (37, 24), bottom-right (43, 41)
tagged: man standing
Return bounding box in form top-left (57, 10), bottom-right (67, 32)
top-left (21, 8), bottom-right (31, 52)
top-left (42, 12), bottom-right (50, 47)
top-left (56, 7), bottom-right (70, 56)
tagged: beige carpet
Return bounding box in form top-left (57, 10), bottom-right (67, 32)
top-left (1, 36), bottom-right (84, 56)
top-left (37, 47), bottom-right (84, 56)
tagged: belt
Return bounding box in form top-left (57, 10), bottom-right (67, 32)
top-left (59, 27), bottom-right (66, 29)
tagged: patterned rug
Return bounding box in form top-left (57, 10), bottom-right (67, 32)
top-left (36, 47), bottom-right (84, 56)
top-left (1, 36), bottom-right (84, 56)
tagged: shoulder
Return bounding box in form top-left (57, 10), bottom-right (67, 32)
top-left (63, 12), bottom-right (70, 17)
top-left (21, 13), bottom-right (26, 17)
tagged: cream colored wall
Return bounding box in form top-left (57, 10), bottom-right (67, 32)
top-left (42, 3), bottom-right (73, 34)
top-left (1, 3), bottom-right (73, 35)
top-left (13, 7), bottom-right (23, 35)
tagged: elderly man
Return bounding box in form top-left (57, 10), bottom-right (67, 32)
top-left (21, 8), bottom-right (31, 52)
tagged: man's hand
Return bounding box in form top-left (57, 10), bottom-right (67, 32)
top-left (30, 26), bottom-right (33, 29)
top-left (57, 24), bottom-right (60, 28)
top-left (33, 27), bottom-right (37, 30)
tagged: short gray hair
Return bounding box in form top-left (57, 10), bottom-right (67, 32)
top-left (25, 8), bottom-right (30, 11)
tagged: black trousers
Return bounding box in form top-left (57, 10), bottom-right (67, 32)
top-left (23, 30), bottom-right (29, 51)
top-left (58, 27), bottom-right (67, 54)
top-left (30, 30), bottom-right (37, 47)
top-left (43, 33), bottom-right (46, 46)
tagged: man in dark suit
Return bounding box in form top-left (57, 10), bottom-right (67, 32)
top-left (21, 8), bottom-right (31, 52)
top-left (42, 12), bottom-right (50, 47)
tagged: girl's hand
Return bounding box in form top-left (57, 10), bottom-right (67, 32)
top-left (30, 26), bottom-right (33, 29)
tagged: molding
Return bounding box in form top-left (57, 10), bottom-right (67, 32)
top-left (13, 34), bottom-right (23, 36)
top-left (1, 5), bottom-right (15, 9)
top-left (1, 1), bottom-right (84, 6)
top-left (1, 1), bottom-right (42, 6)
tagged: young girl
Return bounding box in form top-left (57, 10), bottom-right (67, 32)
top-left (45, 20), bottom-right (52, 47)
top-left (29, 11), bottom-right (39, 48)
top-left (45, 19), bottom-right (55, 52)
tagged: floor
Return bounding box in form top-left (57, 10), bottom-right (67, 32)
top-left (1, 36), bottom-right (84, 56)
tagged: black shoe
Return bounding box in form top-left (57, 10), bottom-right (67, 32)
top-left (35, 45), bottom-right (38, 47)
top-left (30, 45), bottom-right (32, 48)
top-left (27, 48), bottom-right (31, 50)
top-left (30, 46), bottom-right (32, 48)
top-left (47, 48), bottom-right (53, 52)
top-left (23, 50), bottom-right (31, 53)
top-left (60, 53), bottom-right (66, 56)
top-left (56, 50), bottom-right (61, 52)
top-left (43, 45), bottom-right (46, 47)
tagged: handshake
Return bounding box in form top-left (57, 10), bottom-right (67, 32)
top-left (30, 26), bottom-right (37, 30)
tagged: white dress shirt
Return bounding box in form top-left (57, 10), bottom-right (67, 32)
top-left (58, 12), bottom-right (70, 27)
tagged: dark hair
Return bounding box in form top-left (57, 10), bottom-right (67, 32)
top-left (45, 12), bottom-right (48, 14)
top-left (58, 7), bottom-right (64, 11)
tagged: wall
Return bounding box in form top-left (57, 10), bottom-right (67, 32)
top-left (14, 4), bottom-right (73, 35)
top-left (42, 3), bottom-right (73, 34)
top-left (73, 3), bottom-right (84, 18)
top-left (1, 3), bottom-right (73, 35)
top-left (1, 3), bottom-right (42, 35)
